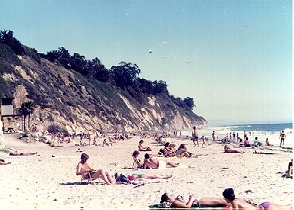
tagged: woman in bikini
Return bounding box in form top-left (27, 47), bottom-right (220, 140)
top-left (138, 140), bottom-right (152, 151)
top-left (160, 193), bottom-right (228, 208)
top-left (76, 153), bottom-right (115, 185)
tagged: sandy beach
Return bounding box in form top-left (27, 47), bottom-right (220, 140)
top-left (0, 132), bottom-right (293, 210)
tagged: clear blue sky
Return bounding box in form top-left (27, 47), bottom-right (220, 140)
top-left (0, 0), bottom-right (292, 125)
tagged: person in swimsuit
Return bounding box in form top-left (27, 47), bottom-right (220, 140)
top-left (132, 150), bottom-right (144, 169)
top-left (224, 145), bottom-right (243, 153)
top-left (259, 201), bottom-right (292, 210)
top-left (222, 188), bottom-right (256, 210)
top-left (138, 140), bottom-right (152, 151)
top-left (191, 126), bottom-right (199, 147)
top-left (76, 153), bottom-right (115, 185)
top-left (279, 130), bottom-right (286, 147)
top-left (0, 159), bottom-right (11, 165)
top-left (9, 150), bottom-right (37, 156)
top-left (143, 153), bottom-right (178, 169)
top-left (160, 193), bottom-right (228, 208)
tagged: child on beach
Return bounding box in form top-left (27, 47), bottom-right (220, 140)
top-left (76, 153), bottom-right (115, 185)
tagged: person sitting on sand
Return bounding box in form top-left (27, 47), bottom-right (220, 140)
top-left (9, 149), bottom-right (37, 156)
top-left (76, 153), bottom-right (115, 185)
top-left (132, 150), bottom-right (144, 169)
top-left (244, 137), bottom-right (251, 147)
top-left (175, 144), bottom-right (192, 158)
top-left (224, 145), bottom-right (243, 153)
top-left (0, 159), bottom-right (11, 165)
top-left (144, 153), bottom-right (178, 169)
top-left (138, 140), bottom-right (152, 151)
top-left (159, 142), bottom-right (175, 157)
top-left (286, 159), bottom-right (293, 178)
top-left (159, 193), bottom-right (228, 208)
top-left (265, 138), bottom-right (273, 146)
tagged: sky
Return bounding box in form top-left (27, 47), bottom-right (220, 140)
top-left (0, 0), bottom-right (292, 126)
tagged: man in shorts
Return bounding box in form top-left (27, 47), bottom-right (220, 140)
top-left (192, 126), bottom-right (199, 147)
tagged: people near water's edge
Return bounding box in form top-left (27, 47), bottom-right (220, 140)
top-left (191, 126), bottom-right (199, 147)
top-left (224, 145), bottom-right (243, 153)
top-left (223, 188), bottom-right (292, 210)
top-left (0, 159), bottom-right (11, 165)
top-left (265, 138), bottom-right (273, 147)
top-left (200, 136), bottom-right (208, 147)
top-left (144, 153), bottom-right (178, 169)
top-left (243, 137), bottom-right (251, 147)
top-left (280, 130), bottom-right (286, 147)
top-left (253, 137), bottom-right (262, 147)
top-left (160, 193), bottom-right (228, 208)
top-left (76, 153), bottom-right (115, 185)
top-left (138, 140), bottom-right (152, 151)
top-left (212, 131), bottom-right (216, 142)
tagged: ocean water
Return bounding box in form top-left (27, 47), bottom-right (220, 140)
top-left (182, 122), bottom-right (293, 148)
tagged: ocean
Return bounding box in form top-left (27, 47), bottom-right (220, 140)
top-left (182, 122), bottom-right (293, 148)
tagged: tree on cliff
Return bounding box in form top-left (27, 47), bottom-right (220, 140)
top-left (0, 30), bottom-right (24, 55)
top-left (19, 101), bottom-right (36, 131)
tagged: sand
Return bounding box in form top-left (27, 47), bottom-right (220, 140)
top-left (0, 133), bottom-right (293, 210)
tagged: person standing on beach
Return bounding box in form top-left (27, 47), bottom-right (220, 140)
top-left (192, 126), bottom-right (199, 147)
top-left (279, 130), bottom-right (286, 147)
top-left (212, 131), bottom-right (216, 142)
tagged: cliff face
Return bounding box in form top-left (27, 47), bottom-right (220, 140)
top-left (0, 43), bottom-right (207, 133)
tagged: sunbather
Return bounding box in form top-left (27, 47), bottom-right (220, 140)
top-left (0, 159), bottom-right (11, 165)
top-left (223, 187), bottom-right (292, 210)
top-left (160, 193), bottom-right (228, 208)
top-left (9, 150), bottom-right (37, 156)
top-left (222, 188), bottom-right (256, 210)
top-left (132, 150), bottom-right (144, 169)
top-left (224, 145), bottom-right (243, 153)
top-left (144, 153), bottom-right (178, 169)
top-left (138, 140), bottom-right (151, 151)
top-left (175, 144), bottom-right (192, 158)
top-left (76, 153), bottom-right (115, 185)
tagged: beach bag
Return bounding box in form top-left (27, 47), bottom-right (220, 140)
top-left (115, 173), bottom-right (132, 184)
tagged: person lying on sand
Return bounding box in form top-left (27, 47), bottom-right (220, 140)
top-left (9, 150), bottom-right (37, 156)
top-left (224, 145), bottom-right (243, 153)
top-left (76, 153), bottom-right (115, 185)
top-left (0, 159), bottom-right (11, 165)
top-left (138, 140), bottom-right (152, 151)
top-left (222, 188), bottom-right (292, 210)
top-left (159, 193), bottom-right (228, 208)
top-left (144, 153), bottom-right (178, 169)
top-left (128, 173), bottom-right (172, 181)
